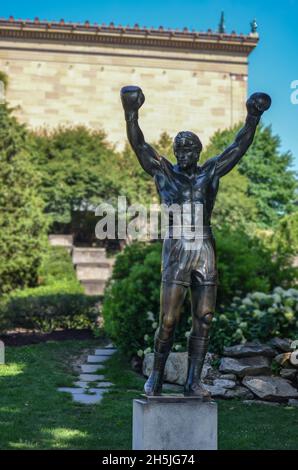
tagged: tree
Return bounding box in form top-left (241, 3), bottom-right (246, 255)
top-left (33, 127), bottom-right (159, 231)
top-left (0, 103), bottom-right (48, 294)
top-left (32, 126), bottom-right (116, 226)
top-left (202, 122), bottom-right (297, 227)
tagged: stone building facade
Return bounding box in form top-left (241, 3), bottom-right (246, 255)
top-left (0, 17), bottom-right (258, 148)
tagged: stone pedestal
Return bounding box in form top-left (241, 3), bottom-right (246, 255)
top-left (132, 395), bottom-right (217, 450)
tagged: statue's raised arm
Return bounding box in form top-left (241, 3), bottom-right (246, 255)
top-left (120, 86), bottom-right (161, 177)
top-left (205, 92), bottom-right (271, 178)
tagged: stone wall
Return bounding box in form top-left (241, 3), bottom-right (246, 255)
top-left (0, 19), bottom-right (256, 149)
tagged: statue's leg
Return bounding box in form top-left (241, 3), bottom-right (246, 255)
top-left (184, 284), bottom-right (217, 398)
top-left (144, 282), bottom-right (188, 396)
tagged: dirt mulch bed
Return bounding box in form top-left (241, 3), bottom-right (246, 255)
top-left (0, 328), bottom-right (95, 347)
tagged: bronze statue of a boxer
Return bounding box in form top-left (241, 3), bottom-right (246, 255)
top-left (121, 85), bottom-right (271, 398)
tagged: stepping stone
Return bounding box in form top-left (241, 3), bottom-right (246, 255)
top-left (95, 349), bottom-right (116, 356)
top-left (81, 364), bottom-right (104, 373)
top-left (79, 374), bottom-right (105, 382)
top-left (88, 355), bottom-right (110, 363)
top-left (58, 387), bottom-right (85, 394)
top-left (91, 382), bottom-right (114, 388)
top-left (89, 388), bottom-right (110, 393)
top-left (73, 391), bottom-right (105, 404)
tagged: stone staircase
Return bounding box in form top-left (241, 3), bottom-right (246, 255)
top-left (72, 247), bottom-right (114, 296)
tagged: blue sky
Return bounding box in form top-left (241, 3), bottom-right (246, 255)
top-left (1, 0), bottom-right (298, 170)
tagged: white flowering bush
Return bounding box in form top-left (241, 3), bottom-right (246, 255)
top-left (211, 287), bottom-right (298, 353)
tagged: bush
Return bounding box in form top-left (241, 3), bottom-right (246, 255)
top-left (37, 246), bottom-right (80, 286)
top-left (0, 246), bottom-right (100, 332)
top-left (0, 285), bottom-right (98, 332)
top-left (32, 127), bottom-right (157, 230)
top-left (215, 226), bottom-right (296, 304)
top-left (211, 287), bottom-right (298, 353)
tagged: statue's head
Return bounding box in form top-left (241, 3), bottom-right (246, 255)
top-left (173, 131), bottom-right (202, 170)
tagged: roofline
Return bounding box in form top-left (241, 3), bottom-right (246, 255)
top-left (0, 17), bottom-right (259, 55)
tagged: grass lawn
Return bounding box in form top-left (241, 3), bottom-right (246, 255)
top-left (0, 339), bottom-right (297, 450)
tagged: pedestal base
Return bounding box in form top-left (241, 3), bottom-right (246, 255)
top-left (132, 395), bottom-right (217, 450)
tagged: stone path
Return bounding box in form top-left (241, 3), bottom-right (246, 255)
top-left (58, 344), bottom-right (116, 405)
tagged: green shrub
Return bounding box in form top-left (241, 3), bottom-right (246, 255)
top-left (37, 246), bottom-right (79, 286)
top-left (215, 226), bottom-right (296, 304)
top-left (0, 284), bottom-right (98, 332)
top-left (0, 103), bottom-right (48, 294)
top-left (0, 246), bottom-right (100, 332)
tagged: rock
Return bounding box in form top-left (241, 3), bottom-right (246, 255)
top-left (204, 368), bottom-right (221, 382)
top-left (219, 374), bottom-right (237, 381)
top-left (270, 338), bottom-right (292, 352)
top-left (142, 352), bottom-right (213, 385)
top-left (224, 387), bottom-right (254, 399)
top-left (242, 376), bottom-right (298, 401)
top-left (290, 350), bottom-right (298, 368)
top-left (280, 369), bottom-right (297, 381)
top-left (288, 399), bottom-right (298, 406)
top-left (205, 384), bottom-right (253, 399)
top-left (274, 352), bottom-right (291, 366)
top-left (204, 384), bottom-right (226, 398)
top-left (219, 356), bottom-right (271, 377)
top-left (213, 379), bottom-right (236, 389)
top-left (223, 342), bottom-right (275, 358)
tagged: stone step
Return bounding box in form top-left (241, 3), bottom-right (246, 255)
top-left (95, 349), bottom-right (117, 356)
top-left (72, 247), bottom-right (107, 265)
top-left (76, 261), bottom-right (112, 268)
top-left (81, 364), bottom-right (105, 373)
top-left (76, 264), bottom-right (111, 281)
top-left (58, 387), bottom-right (85, 394)
top-left (88, 355), bottom-right (110, 363)
top-left (80, 279), bottom-right (107, 296)
top-left (49, 234), bottom-right (73, 248)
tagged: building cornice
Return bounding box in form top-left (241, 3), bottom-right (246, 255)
top-left (0, 17), bottom-right (258, 55)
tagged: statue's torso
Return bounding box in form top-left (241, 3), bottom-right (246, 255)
top-left (154, 157), bottom-right (219, 226)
